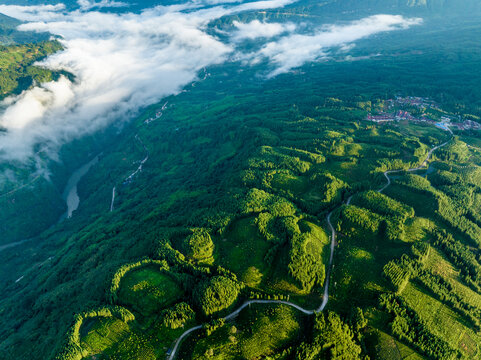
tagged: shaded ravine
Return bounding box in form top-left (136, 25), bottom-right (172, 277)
top-left (1, 155), bottom-right (102, 254)
top-left (166, 137), bottom-right (451, 360)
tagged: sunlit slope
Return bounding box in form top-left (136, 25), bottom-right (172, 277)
top-left (50, 92), bottom-right (481, 360)
top-left (1, 6), bottom-right (481, 360)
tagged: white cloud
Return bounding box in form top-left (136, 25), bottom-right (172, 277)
top-left (0, 0), bottom-right (297, 163)
top-left (251, 14), bottom-right (423, 77)
top-left (232, 0), bottom-right (294, 12)
top-left (0, 4), bottom-right (422, 166)
top-left (202, 0), bottom-right (243, 4)
top-left (77, 0), bottom-right (129, 11)
top-left (0, 4), bottom-right (66, 22)
top-left (231, 19), bottom-right (296, 41)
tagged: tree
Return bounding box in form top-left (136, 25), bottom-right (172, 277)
top-left (194, 276), bottom-right (240, 316)
top-left (350, 307), bottom-right (367, 333)
top-left (161, 302), bottom-right (195, 329)
top-left (295, 312), bottom-right (362, 360)
top-left (183, 228), bottom-right (214, 263)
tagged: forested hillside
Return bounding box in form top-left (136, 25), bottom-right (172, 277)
top-left (0, 39), bottom-right (82, 245)
top-left (0, 13), bottom-right (52, 44)
top-left (0, 41), bottom-right (62, 96)
top-left (1, 2), bottom-right (481, 360)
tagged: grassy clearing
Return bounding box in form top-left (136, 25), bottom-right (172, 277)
top-left (270, 172), bottom-right (308, 195)
top-left (397, 340), bottom-right (426, 360)
top-left (425, 248), bottom-right (481, 309)
top-left (401, 282), bottom-right (479, 357)
top-left (399, 123), bottom-right (448, 144)
top-left (332, 210), bottom-right (413, 309)
top-left (324, 157), bottom-right (375, 185)
top-left (403, 217), bottom-right (435, 243)
top-left (376, 330), bottom-right (402, 360)
top-left (80, 316), bottom-right (168, 359)
top-left (299, 220), bottom-right (329, 257)
top-left (118, 267), bottom-right (184, 316)
top-left (365, 308), bottom-right (424, 360)
top-left (215, 216), bottom-right (329, 300)
top-left (215, 216), bottom-right (270, 288)
top-left (81, 317), bottom-right (159, 360)
top-left (268, 164), bottom-right (351, 207)
top-left (102, 330), bottom-right (157, 360)
top-left (80, 303), bottom-right (196, 359)
top-left (424, 248), bottom-right (460, 281)
top-left (81, 318), bottom-right (130, 357)
top-left (267, 220), bottom-right (330, 297)
top-left (183, 304), bottom-right (304, 360)
top-left (373, 329), bottom-right (426, 360)
top-left (333, 244), bottom-right (386, 307)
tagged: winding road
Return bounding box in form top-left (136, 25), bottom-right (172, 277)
top-left (125, 135), bottom-right (149, 183)
top-left (0, 175), bottom-right (41, 199)
top-left (110, 135), bottom-right (149, 211)
top-left (379, 138), bottom-right (451, 193)
top-left (166, 136), bottom-right (452, 360)
top-left (0, 239), bottom-right (31, 254)
top-left (110, 187), bottom-right (116, 212)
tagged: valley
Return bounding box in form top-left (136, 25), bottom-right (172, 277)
top-left (1, 1), bottom-right (481, 360)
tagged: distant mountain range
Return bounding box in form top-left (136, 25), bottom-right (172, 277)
top-left (0, 0), bottom-right (480, 12)
top-left (311, 0), bottom-right (481, 16)
top-left (0, 13), bottom-right (50, 44)
top-left (0, 0), bottom-right (169, 10)
top-left (0, 12), bottom-right (18, 27)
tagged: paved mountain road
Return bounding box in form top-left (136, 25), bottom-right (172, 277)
top-left (166, 137), bottom-right (452, 360)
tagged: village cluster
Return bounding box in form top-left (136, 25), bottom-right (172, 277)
top-left (144, 101), bottom-right (169, 124)
top-left (367, 96), bottom-right (481, 132)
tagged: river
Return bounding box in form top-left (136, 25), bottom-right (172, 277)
top-left (61, 155), bottom-right (99, 219)
top-left (0, 156), bottom-right (100, 253)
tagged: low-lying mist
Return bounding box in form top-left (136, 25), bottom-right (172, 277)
top-left (0, 0), bottom-right (422, 171)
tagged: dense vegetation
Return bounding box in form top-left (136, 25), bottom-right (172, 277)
top-left (0, 41), bottom-right (62, 97)
top-left (2, 2), bottom-right (481, 360)
top-left (295, 311), bottom-right (362, 360)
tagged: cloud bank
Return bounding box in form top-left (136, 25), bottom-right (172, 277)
top-left (77, 0), bottom-right (129, 11)
top-left (0, 4), bottom-right (66, 22)
top-left (251, 14), bottom-right (422, 76)
top-left (231, 19), bottom-right (296, 41)
top-left (0, 0), bottom-right (296, 162)
top-left (0, 2), bottom-right (422, 165)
